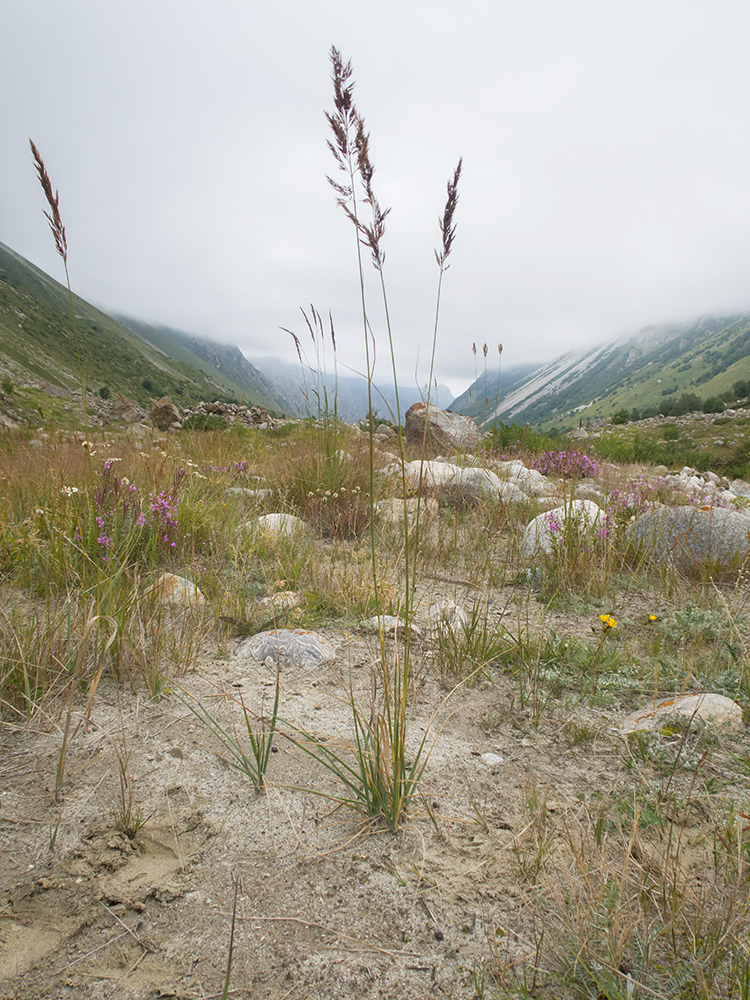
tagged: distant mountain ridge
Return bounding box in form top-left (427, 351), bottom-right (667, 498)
top-left (251, 355), bottom-right (454, 423)
top-left (451, 316), bottom-right (750, 430)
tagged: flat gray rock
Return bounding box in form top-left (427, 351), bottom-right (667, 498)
top-left (626, 505), bottom-right (750, 574)
top-left (622, 693), bottom-right (743, 734)
top-left (236, 629), bottom-right (336, 668)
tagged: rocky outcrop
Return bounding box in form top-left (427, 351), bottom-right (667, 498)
top-left (182, 400), bottom-right (277, 429)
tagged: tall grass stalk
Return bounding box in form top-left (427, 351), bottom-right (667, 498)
top-left (29, 140), bottom-right (90, 456)
top-left (313, 47), bottom-right (462, 826)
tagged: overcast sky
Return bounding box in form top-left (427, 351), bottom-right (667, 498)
top-left (4, 1), bottom-right (750, 397)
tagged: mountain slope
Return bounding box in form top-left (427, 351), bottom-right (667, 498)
top-left (114, 317), bottom-right (291, 413)
top-left (452, 316), bottom-right (750, 430)
top-left (0, 242), bottom-right (285, 412)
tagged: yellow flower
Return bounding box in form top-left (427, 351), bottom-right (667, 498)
top-left (599, 614), bottom-right (617, 629)
top-left (648, 614), bottom-right (658, 622)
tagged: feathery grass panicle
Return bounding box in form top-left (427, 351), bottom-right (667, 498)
top-left (435, 158), bottom-right (462, 271)
top-left (325, 47), bottom-right (357, 207)
top-left (29, 140), bottom-right (68, 264)
top-left (326, 47), bottom-right (390, 270)
top-left (29, 139), bottom-right (90, 454)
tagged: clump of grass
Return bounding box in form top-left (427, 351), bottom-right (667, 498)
top-left (432, 601), bottom-right (507, 685)
top-left (492, 752), bottom-right (750, 1000)
top-left (181, 677), bottom-right (280, 793)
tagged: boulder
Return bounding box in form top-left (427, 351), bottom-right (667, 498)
top-left (730, 479), bottom-right (750, 498)
top-left (626, 505), bottom-right (750, 575)
top-left (520, 499), bottom-right (603, 557)
top-left (150, 396), bottom-right (181, 431)
top-left (405, 403), bottom-right (481, 452)
top-left (622, 693), bottom-right (743, 734)
top-left (373, 497), bottom-right (439, 526)
top-left (144, 573), bottom-right (205, 606)
top-left (401, 461), bottom-right (526, 504)
top-left (243, 513), bottom-right (312, 537)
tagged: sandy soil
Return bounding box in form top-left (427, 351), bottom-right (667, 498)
top-left (0, 588), bottom-right (744, 999)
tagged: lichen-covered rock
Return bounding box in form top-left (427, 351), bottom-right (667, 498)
top-left (258, 591), bottom-right (306, 613)
top-left (622, 693), bottom-right (743, 734)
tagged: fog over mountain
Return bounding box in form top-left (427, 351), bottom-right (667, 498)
top-left (5, 2), bottom-right (750, 396)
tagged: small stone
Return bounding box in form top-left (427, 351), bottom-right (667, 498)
top-left (360, 615), bottom-right (422, 638)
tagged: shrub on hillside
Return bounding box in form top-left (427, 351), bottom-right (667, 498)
top-left (702, 396), bottom-right (726, 414)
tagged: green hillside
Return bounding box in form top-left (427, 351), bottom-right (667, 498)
top-left (453, 316), bottom-right (750, 430)
top-left (0, 242), bottom-right (282, 412)
top-left (115, 316), bottom-right (291, 414)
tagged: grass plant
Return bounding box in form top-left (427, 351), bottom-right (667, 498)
top-left (181, 676), bottom-right (280, 792)
top-left (265, 46), bottom-right (464, 828)
top-left (29, 140), bottom-right (91, 454)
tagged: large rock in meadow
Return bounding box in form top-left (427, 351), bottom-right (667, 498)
top-left (150, 396), bottom-right (181, 431)
top-left (404, 403), bottom-right (481, 452)
top-left (521, 499), bottom-right (603, 557)
top-left (626, 505), bottom-right (750, 575)
top-left (401, 461), bottom-right (526, 504)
